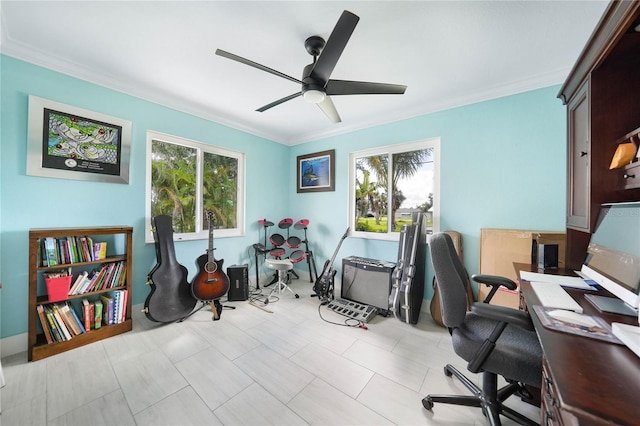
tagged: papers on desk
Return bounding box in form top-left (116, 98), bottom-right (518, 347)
top-left (612, 323), bottom-right (640, 358)
top-left (519, 271), bottom-right (598, 291)
top-left (530, 282), bottom-right (584, 312)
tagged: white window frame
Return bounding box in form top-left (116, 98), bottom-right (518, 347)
top-left (145, 130), bottom-right (245, 243)
top-left (348, 138), bottom-right (440, 241)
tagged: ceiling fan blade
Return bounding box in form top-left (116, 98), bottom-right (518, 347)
top-left (317, 96), bottom-right (341, 123)
top-left (216, 49), bottom-right (302, 85)
top-left (310, 11), bottom-right (359, 83)
top-left (256, 92), bottom-right (302, 112)
top-left (326, 80), bottom-right (407, 96)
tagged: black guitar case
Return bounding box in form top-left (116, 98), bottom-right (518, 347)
top-left (393, 212), bottom-right (426, 324)
top-left (388, 223), bottom-right (410, 319)
top-left (144, 215), bottom-right (197, 323)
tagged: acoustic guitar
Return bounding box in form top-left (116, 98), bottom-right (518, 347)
top-left (191, 211), bottom-right (230, 302)
top-left (144, 215), bottom-right (197, 323)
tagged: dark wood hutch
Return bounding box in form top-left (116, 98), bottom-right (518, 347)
top-left (558, 0), bottom-right (640, 270)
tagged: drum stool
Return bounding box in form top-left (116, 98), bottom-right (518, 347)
top-left (264, 258), bottom-right (299, 299)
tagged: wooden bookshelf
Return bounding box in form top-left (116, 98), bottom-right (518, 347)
top-left (28, 226), bottom-right (133, 361)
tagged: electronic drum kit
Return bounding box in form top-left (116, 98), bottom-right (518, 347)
top-left (255, 217), bottom-right (318, 286)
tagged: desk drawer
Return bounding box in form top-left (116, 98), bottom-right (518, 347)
top-left (542, 360), bottom-right (563, 425)
top-left (618, 162), bottom-right (640, 190)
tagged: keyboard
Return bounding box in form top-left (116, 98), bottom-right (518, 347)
top-left (530, 282), bottom-right (583, 313)
top-left (326, 298), bottom-right (378, 323)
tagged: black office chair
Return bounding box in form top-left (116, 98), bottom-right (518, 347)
top-left (423, 232), bottom-right (542, 426)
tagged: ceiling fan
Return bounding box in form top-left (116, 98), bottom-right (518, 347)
top-left (215, 10), bottom-right (407, 123)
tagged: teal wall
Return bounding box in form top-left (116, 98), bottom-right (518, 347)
top-left (0, 54), bottom-right (567, 341)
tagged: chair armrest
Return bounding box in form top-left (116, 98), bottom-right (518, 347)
top-left (472, 274), bottom-right (517, 290)
top-left (466, 302), bottom-right (535, 373)
top-left (471, 274), bottom-right (518, 303)
top-left (470, 302), bottom-right (535, 331)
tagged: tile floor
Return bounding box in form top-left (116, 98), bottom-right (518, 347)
top-left (0, 278), bottom-right (539, 425)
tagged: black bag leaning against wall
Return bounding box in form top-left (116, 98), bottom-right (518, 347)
top-left (429, 230), bottom-right (474, 327)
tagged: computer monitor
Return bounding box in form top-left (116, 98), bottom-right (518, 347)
top-left (580, 202), bottom-right (640, 316)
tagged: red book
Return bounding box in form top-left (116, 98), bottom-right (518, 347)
top-left (82, 299), bottom-right (92, 331)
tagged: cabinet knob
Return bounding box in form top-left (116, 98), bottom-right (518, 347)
top-left (580, 151), bottom-right (588, 157)
top-left (623, 173), bottom-right (636, 179)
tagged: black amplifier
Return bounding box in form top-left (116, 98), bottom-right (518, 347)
top-left (227, 264), bottom-right (249, 301)
top-left (341, 256), bottom-right (395, 314)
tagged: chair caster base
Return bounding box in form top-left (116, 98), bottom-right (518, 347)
top-left (422, 397), bottom-right (434, 410)
top-left (444, 365), bottom-right (454, 377)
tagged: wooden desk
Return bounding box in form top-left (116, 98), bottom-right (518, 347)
top-left (515, 263), bottom-right (640, 426)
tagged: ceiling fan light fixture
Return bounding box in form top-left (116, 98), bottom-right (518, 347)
top-left (303, 88), bottom-right (326, 104)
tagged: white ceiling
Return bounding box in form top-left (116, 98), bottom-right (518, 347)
top-left (1, 1), bottom-right (609, 145)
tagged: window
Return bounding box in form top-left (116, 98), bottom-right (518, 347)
top-left (146, 131), bottom-right (245, 242)
top-left (349, 138), bottom-right (439, 240)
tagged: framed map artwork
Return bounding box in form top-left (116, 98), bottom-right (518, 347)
top-left (27, 95), bottom-right (131, 184)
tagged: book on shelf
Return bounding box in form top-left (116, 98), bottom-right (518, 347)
top-left (79, 269), bottom-right (100, 294)
top-left (119, 289), bottom-right (128, 323)
top-left (52, 303), bottom-right (76, 338)
top-left (111, 291), bottom-right (120, 324)
top-left (43, 305), bottom-right (63, 342)
top-left (70, 261), bottom-right (125, 294)
top-left (58, 238), bottom-right (69, 264)
top-left (39, 235), bottom-right (111, 266)
top-left (109, 289), bottom-right (128, 324)
top-left (78, 236), bottom-right (91, 262)
top-left (58, 302), bottom-right (84, 335)
top-left (118, 263), bottom-right (127, 287)
top-left (90, 265), bottom-right (109, 292)
top-left (93, 300), bottom-right (103, 329)
top-left (44, 237), bottom-right (58, 266)
top-left (36, 305), bottom-right (54, 344)
top-left (99, 263), bottom-right (116, 290)
top-left (93, 242), bottom-right (107, 260)
top-left (37, 301), bottom-right (88, 345)
top-left (66, 237), bottom-right (78, 264)
top-left (65, 302), bottom-right (86, 334)
top-left (47, 304), bottom-right (71, 341)
top-left (108, 262), bottom-right (122, 289)
top-left (82, 299), bottom-right (92, 331)
top-left (100, 294), bottom-right (114, 326)
top-left (55, 303), bottom-right (77, 336)
top-left (69, 271), bottom-right (89, 295)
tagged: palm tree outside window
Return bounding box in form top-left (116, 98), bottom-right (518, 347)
top-left (350, 138), bottom-right (439, 239)
top-left (146, 131), bottom-right (245, 242)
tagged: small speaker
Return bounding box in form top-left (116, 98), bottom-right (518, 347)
top-left (227, 264), bottom-right (249, 301)
top-left (538, 244), bottom-right (559, 269)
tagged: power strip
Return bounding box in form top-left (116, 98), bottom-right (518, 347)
top-left (326, 298), bottom-right (378, 323)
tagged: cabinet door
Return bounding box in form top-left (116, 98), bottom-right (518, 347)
top-left (567, 82), bottom-right (590, 231)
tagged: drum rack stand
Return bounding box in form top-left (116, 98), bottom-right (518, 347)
top-left (254, 219), bottom-right (319, 289)
top-left (300, 225), bottom-right (318, 284)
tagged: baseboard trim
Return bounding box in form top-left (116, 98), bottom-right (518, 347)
top-left (1, 333), bottom-right (27, 358)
